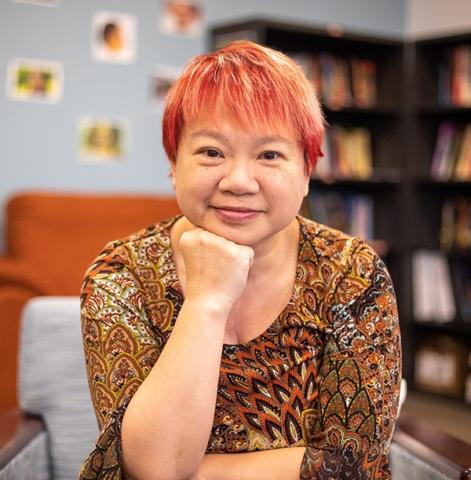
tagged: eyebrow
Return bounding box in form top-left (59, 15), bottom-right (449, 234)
top-left (189, 129), bottom-right (296, 148)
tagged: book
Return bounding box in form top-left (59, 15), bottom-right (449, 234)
top-left (308, 191), bottom-right (374, 240)
top-left (431, 122), bottom-right (456, 180)
top-left (451, 45), bottom-right (471, 107)
top-left (350, 127), bottom-right (373, 179)
top-left (453, 124), bottom-right (471, 181)
top-left (412, 250), bottom-right (455, 322)
top-left (351, 58), bottom-right (377, 107)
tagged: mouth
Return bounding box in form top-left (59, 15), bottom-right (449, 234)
top-left (211, 205), bottom-right (261, 222)
top-left (213, 206), bottom-right (260, 213)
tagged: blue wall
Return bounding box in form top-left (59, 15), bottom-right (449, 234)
top-left (0, 0), bottom-right (406, 252)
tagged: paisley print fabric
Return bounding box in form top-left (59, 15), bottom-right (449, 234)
top-left (78, 215), bottom-right (401, 479)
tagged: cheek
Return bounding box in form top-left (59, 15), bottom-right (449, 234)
top-left (270, 170), bottom-right (307, 205)
top-left (174, 167), bottom-right (217, 203)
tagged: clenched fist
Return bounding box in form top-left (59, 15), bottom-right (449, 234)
top-left (178, 228), bottom-right (254, 311)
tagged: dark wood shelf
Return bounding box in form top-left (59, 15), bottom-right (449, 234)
top-left (417, 105), bottom-right (471, 116)
top-left (412, 320), bottom-right (471, 335)
top-left (323, 106), bottom-right (399, 116)
top-left (414, 179), bottom-right (471, 188)
top-left (309, 177), bottom-right (400, 189)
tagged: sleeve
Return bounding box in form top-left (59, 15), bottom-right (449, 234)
top-left (299, 240), bottom-right (402, 480)
top-left (78, 243), bottom-right (172, 479)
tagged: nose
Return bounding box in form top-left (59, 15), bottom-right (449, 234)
top-left (218, 159), bottom-right (259, 195)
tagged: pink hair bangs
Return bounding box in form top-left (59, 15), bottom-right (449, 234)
top-left (162, 40), bottom-right (325, 173)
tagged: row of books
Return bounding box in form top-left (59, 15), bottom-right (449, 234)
top-left (291, 52), bottom-right (377, 109)
top-left (440, 196), bottom-right (471, 251)
top-left (415, 334), bottom-right (471, 402)
top-left (430, 122), bottom-right (471, 181)
top-left (304, 191), bottom-right (374, 241)
top-left (312, 125), bottom-right (373, 180)
top-left (438, 44), bottom-right (471, 106)
top-left (412, 250), bottom-right (456, 323)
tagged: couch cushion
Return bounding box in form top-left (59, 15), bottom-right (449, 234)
top-left (18, 297), bottom-right (99, 480)
top-left (6, 192), bottom-right (180, 294)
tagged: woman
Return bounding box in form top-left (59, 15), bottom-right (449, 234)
top-left (79, 40), bottom-right (401, 479)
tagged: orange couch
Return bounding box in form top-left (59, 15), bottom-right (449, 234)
top-left (0, 191), bottom-right (180, 413)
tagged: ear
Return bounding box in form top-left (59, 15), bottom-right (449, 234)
top-left (169, 160), bottom-right (176, 190)
top-left (302, 167), bottom-right (310, 198)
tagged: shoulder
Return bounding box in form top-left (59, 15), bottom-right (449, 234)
top-left (81, 215), bottom-right (181, 300)
top-left (297, 215), bottom-right (372, 273)
top-left (296, 215), bottom-right (393, 314)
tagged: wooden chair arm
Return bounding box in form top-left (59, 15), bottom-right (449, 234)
top-left (394, 414), bottom-right (471, 480)
top-left (0, 409), bottom-right (45, 469)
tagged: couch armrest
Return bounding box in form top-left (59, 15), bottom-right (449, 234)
top-left (393, 415), bottom-right (471, 480)
top-left (0, 409), bottom-right (49, 479)
top-left (0, 257), bottom-right (52, 294)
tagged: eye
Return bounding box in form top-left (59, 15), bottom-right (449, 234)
top-left (198, 148), bottom-right (222, 158)
top-left (259, 150), bottom-right (282, 161)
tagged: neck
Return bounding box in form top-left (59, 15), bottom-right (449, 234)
top-left (246, 219), bottom-right (299, 283)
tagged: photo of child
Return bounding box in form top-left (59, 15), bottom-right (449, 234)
top-left (149, 66), bottom-right (181, 110)
top-left (158, 0), bottom-right (203, 37)
top-left (78, 118), bottom-right (129, 163)
top-left (7, 59), bottom-right (63, 103)
top-left (92, 12), bottom-right (137, 64)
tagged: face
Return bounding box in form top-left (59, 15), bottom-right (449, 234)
top-left (171, 115), bottom-right (310, 250)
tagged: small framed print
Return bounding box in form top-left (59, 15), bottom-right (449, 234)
top-left (159, 0), bottom-right (203, 37)
top-left (7, 58), bottom-right (63, 103)
top-left (92, 11), bottom-right (137, 64)
top-left (11, 0), bottom-right (61, 6)
top-left (78, 117), bottom-right (130, 163)
top-left (149, 65), bottom-right (181, 110)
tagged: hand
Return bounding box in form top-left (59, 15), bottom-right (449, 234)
top-left (179, 228), bottom-right (254, 310)
top-left (187, 474), bottom-right (208, 480)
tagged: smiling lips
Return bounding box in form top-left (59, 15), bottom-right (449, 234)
top-left (212, 205), bottom-right (261, 222)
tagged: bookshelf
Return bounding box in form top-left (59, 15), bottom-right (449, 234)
top-left (408, 33), bottom-right (471, 405)
top-left (209, 19), bottom-right (471, 407)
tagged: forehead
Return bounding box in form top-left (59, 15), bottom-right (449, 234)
top-left (181, 113), bottom-right (300, 147)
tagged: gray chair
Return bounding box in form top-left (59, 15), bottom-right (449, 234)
top-left (0, 297), bottom-right (470, 480)
top-left (0, 297), bottom-right (98, 480)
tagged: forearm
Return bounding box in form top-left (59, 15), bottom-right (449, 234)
top-left (195, 447), bottom-right (307, 480)
top-left (122, 298), bottom-right (228, 480)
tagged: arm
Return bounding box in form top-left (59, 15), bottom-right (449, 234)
top-left (193, 447), bottom-right (307, 480)
top-left (79, 228), bottom-right (254, 480)
top-left (300, 240), bottom-right (402, 479)
top-left (122, 229), bottom-right (253, 480)
top-left (193, 239), bottom-right (401, 480)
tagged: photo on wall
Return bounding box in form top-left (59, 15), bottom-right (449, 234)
top-left (158, 0), bottom-right (203, 37)
top-left (78, 117), bottom-right (130, 163)
top-left (7, 58), bottom-right (63, 103)
top-left (149, 65), bottom-right (181, 110)
top-left (11, 0), bottom-right (61, 6)
top-left (92, 11), bottom-right (137, 64)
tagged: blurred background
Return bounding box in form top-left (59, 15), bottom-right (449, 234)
top-left (1, 1), bottom-right (471, 476)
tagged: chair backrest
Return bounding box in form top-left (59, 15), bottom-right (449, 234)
top-left (6, 192), bottom-right (180, 294)
top-left (18, 297), bottom-right (99, 480)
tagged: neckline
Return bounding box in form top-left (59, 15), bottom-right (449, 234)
top-left (163, 214), bottom-right (306, 349)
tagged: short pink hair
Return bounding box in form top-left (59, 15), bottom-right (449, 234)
top-left (162, 40), bottom-right (325, 173)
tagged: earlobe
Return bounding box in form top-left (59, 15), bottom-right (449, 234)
top-left (169, 161), bottom-right (176, 190)
top-left (303, 174), bottom-right (310, 198)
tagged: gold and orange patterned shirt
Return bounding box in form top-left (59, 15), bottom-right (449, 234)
top-left (78, 215), bottom-right (402, 479)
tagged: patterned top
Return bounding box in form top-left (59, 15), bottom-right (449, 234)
top-left (78, 215), bottom-right (402, 479)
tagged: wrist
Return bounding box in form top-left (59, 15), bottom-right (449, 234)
top-left (183, 295), bottom-right (234, 317)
